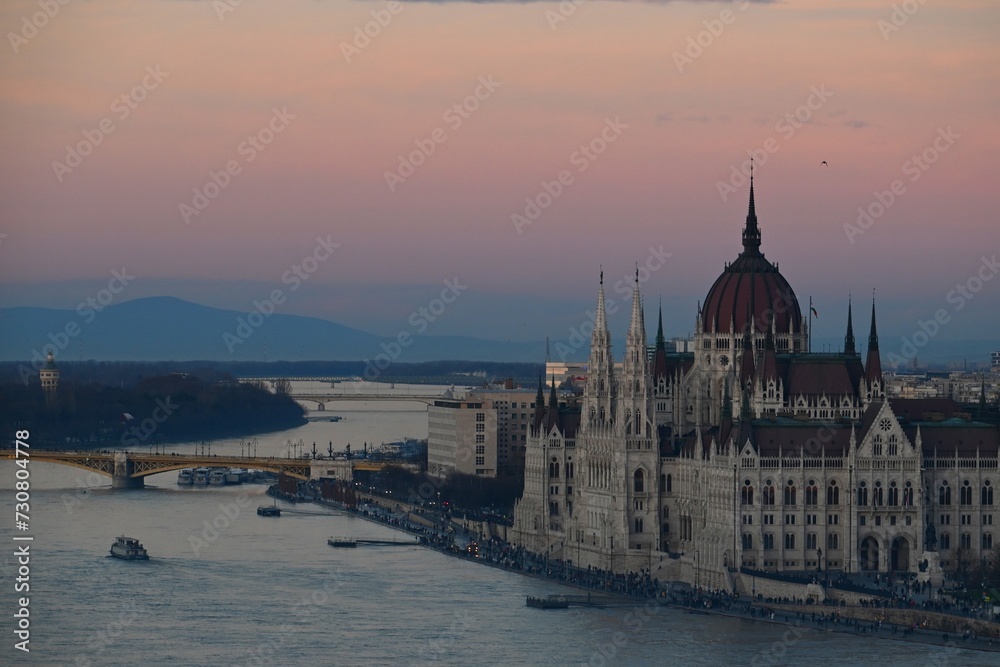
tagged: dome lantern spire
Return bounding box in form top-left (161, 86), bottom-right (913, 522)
top-left (742, 157), bottom-right (761, 255)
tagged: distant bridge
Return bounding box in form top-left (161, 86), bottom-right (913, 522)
top-left (0, 450), bottom-right (312, 489)
top-left (290, 392), bottom-right (455, 408)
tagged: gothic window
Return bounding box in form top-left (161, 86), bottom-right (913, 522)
top-left (741, 480), bottom-right (754, 505)
top-left (873, 481), bottom-right (884, 506)
top-left (549, 458), bottom-right (559, 479)
top-left (903, 481), bottom-right (914, 507)
top-left (984, 481), bottom-right (995, 506)
top-left (742, 533), bottom-right (753, 550)
top-left (940, 482), bottom-right (951, 506)
top-left (888, 481), bottom-right (899, 507)
top-left (784, 533), bottom-right (796, 550)
top-left (960, 533), bottom-right (972, 550)
top-left (805, 480), bottom-right (818, 506)
top-left (783, 480), bottom-right (797, 506)
top-left (827, 532), bottom-right (839, 550)
top-left (634, 518), bottom-right (644, 533)
top-left (985, 533), bottom-right (994, 550)
top-left (634, 469), bottom-right (645, 493)
top-left (827, 480), bottom-right (840, 506)
top-left (660, 474), bottom-right (666, 491)
top-left (567, 461), bottom-right (574, 479)
top-left (763, 533), bottom-right (774, 550)
top-left (858, 481), bottom-right (869, 506)
top-left (960, 480), bottom-right (973, 506)
top-left (940, 532), bottom-right (951, 549)
top-left (806, 533), bottom-right (817, 550)
top-left (888, 434), bottom-right (898, 456)
top-left (666, 474), bottom-right (673, 493)
top-left (872, 434), bottom-right (882, 457)
top-left (763, 481), bottom-right (775, 506)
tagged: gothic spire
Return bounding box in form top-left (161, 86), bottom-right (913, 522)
top-left (655, 300), bottom-right (666, 350)
top-left (844, 296), bottom-right (857, 356)
top-left (868, 295), bottom-right (879, 351)
top-left (742, 158), bottom-right (761, 255)
top-left (865, 295), bottom-right (883, 390)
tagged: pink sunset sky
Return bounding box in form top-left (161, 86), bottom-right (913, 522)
top-left (1, 0), bottom-right (997, 357)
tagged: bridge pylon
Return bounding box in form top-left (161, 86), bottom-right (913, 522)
top-left (112, 451), bottom-right (144, 489)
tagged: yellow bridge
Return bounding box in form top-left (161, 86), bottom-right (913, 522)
top-left (0, 450), bottom-right (312, 489)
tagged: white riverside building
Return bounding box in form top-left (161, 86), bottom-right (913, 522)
top-left (512, 180), bottom-right (1000, 590)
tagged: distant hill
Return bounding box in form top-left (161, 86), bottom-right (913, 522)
top-left (0, 296), bottom-right (545, 363)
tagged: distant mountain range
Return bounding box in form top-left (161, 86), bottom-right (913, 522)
top-left (0, 296), bottom-right (546, 363)
top-left (0, 296), bottom-right (993, 367)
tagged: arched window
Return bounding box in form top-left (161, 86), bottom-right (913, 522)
top-left (960, 480), bottom-right (973, 506)
top-left (633, 469), bottom-right (645, 493)
top-left (806, 533), bottom-right (817, 550)
top-left (984, 533), bottom-right (994, 550)
top-left (827, 480), bottom-right (840, 506)
top-left (660, 474), bottom-right (666, 491)
top-left (872, 434), bottom-right (883, 457)
top-left (741, 480), bottom-right (754, 505)
top-left (634, 518), bottom-right (644, 533)
top-left (763, 533), bottom-right (774, 550)
top-left (549, 458), bottom-right (559, 479)
top-left (939, 482), bottom-right (951, 506)
top-left (784, 480), bottom-right (797, 506)
top-left (827, 532), bottom-right (839, 550)
top-left (984, 481), bottom-right (995, 506)
top-left (805, 480), bottom-right (818, 506)
top-left (940, 532), bottom-right (951, 549)
top-left (763, 480), bottom-right (775, 506)
top-left (888, 481), bottom-right (899, 507)
top-left (666, 474), bottom-right (672, 493)
top-left (888, 434), bottom-right (898, 457)
top-left (742, 533), bottom-right (753, 550)
top-left (858, 481), bottom-right (869, 506)
top-left (784, 533), bottom-right (796, 550)
top-left (960, 533), bottom-right (972, 550)
top-left (873, 481), bottom-right (884, 506)
top-left (903, 481), bottom-right (914, 507)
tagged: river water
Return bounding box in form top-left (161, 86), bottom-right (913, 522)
top-left (1, 384), bottom-right (995, 666)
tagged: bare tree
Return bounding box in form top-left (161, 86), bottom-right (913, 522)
top-left (274, 378), bottom-right (292, 395)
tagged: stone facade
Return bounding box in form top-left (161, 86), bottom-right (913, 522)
top-left (512, 181), bottom-right (1000, 589)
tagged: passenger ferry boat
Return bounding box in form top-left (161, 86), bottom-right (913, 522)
top-left (208, 469), bottom-right (226, 486)
top-left (192, 468), bottom-right (210, 485)
top-left (110, 536), bottom-right (149, 560)
top-left (176, 469), bottom-right (194, 485)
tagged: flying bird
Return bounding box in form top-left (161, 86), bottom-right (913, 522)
top-left (821, 161), bottom-right (828, 166)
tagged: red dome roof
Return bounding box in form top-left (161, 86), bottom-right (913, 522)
top-left (701, 182), bottom-right (803, 335)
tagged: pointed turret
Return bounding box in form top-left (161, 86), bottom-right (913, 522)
top-left (545, 373), bottom-right (562, 432)
top-left (532, 375), bottom-right (546, 431)
top-left (653, 301), bottom-right (669, 383)
top-left (619, 268), bottom-right (652, 436)
top-left (742, 162), bottom-right (761, 255)
top-left (865, 297), bottom-right (883, 393)
top-left (584, 270), bottom-right (616, 426)
top-left (844, 297), bottom-right (857, 356)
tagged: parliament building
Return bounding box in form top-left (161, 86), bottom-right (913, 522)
top-left (512, 179), bottom-right (999, 590)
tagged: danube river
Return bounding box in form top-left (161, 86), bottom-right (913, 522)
top-left (1, 388), bottom-right (996, 665)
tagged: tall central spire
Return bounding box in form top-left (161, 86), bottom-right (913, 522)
top-left (742, 158), bottom-right (761, 255)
